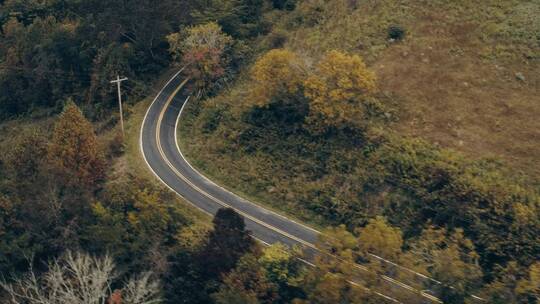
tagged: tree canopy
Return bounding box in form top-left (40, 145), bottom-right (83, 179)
top-left (48, 101), bottom-right (105, 189)
top-left (168, 22), bottom-right (234, 91)
top-left (304, 50), bottom-right (377, 130)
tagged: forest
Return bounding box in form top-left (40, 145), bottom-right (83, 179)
top-left (1, 0), bottom-right (539, 303)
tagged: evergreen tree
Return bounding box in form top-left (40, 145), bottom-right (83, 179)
top-left (200, 208), bottom-right (255, 278)
top-left (164, 208), bottom-right (255, 303)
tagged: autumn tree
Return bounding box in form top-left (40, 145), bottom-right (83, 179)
top-left (304, 50), bottom-right (376, 131)
top-left (47, 101), bottom-right (105, 190)
top-left (0, 0), bottom-right (186, 118)
top-left (0, 131), bottom-right (49, 275)
top-left (298, 225), bottom-right (371, 304)
top-left (85, 176), bottom-right (190, 273)
top-left (354, 216), bottom-right (409, 291)
top-left (213, 244), bottom-right (308, 304)
top-left (8, 130), bottom-right (45, 174)
top-left (249, 49), bottom-right (307, 107)
top-left (409, 227), bottom-right (483, 303)
top-left (516, 262), bottom-right (540, 303)
top-left (0, 17), bottom-right (87, 117)
top-left (164, 208), bottom-right (256, 304)
top-left (259, 243), bottom-right (306, 301)
top-left (481, 261), bottom-right (539, 304)
top-left (356, 216), bottom-right (403, 261)
top-left (213, 253), bottom-right (278, 304)
top-left (167, 22), bottom-right (233, 91)
top-left (0, 107), bottom-right (111, 280)
top-left (4, 127), bottom-right (48, 197)
top-left (88, 43), bottom-right (135, 109)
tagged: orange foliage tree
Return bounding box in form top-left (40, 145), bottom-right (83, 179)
top-left (47, 101), bottom-right (105, 189)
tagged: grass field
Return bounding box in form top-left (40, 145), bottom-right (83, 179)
top-left (273, 0), bottom-right (540, 178)
top-left (178, 0), bottom-right (540, 228)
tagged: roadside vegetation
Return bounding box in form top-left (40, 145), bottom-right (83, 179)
top-left (178, 0), bottom-right (540, 303)
top-left (0, 0), bottom-right (539, 303)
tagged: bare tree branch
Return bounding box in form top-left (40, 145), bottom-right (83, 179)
top-left (1, 251), bottom-right (161, 304)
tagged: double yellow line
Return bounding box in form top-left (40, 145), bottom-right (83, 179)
top-left (148, 76), bottom-right (443, 304)
top-left (154, 79), bottom-right (318, 250)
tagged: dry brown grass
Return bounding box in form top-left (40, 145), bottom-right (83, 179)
top-left (273, 0), bottom-right (540, 178)
top-left (373, 4), bottom-right (540, 178)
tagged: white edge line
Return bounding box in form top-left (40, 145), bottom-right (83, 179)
top-left (175, 93), bottom-right (321, 235)
top-left (140, 71), bottom-right (448, 304)
top-left (172, 87), bottom-right (429, 304)
top-left (173, 90), bottom-right (455, 288)
top-left (253, 237), bottom-right (401, 304)
top-left (139, 68), bottom-right (214, 219)
top-left (140, 72), bottom-right (403, 304)
top-left (153, 81), bottom-right (318, 250)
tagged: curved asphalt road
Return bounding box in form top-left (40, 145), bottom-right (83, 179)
top-left (140, 69), bottom-right (320, 252)
top-left (140, 70), bottom-right (459, 304)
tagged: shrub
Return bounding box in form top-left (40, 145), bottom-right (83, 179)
top-left (249, 49), bottom-right (307, 107)
top-left (272, 0), bottom-right (297, 10)
top-left (265, 30), bottom-right (289, 49)
top-left (304, 50), bottom-right (376, 131)
top-left (387, 25), bottom-right (406, 41)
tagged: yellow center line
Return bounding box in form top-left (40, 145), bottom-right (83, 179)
top-left (152, 79), bottom-right (442, 304)
top-left (154, 79), bottom-right (318, 250)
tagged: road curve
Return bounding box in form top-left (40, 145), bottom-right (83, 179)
top-left (140, 69), bottom-right (321, 251)
top-left (140, 70), bottom-right (448, 304)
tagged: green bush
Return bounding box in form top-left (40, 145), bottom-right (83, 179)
top-left (272, 0), bottom-right (297, 10)
top-left (387, 25), bottom-right (406, 40)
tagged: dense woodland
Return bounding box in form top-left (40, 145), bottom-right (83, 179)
top-left (1, 0), bottom-right (539, 303)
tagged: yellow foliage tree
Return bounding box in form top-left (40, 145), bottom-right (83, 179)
top-left (356, 216), bottom-right (403, 261)
top-left (176, 223), bottom-right (210, 252)
top-left (481, 261), bottom-right (539, 303)
top-left (409, 227), bottom-right (483, 303)
top-left (355, 217), bottom-right (406, 292)
top-left (259, 243), bottom-right (304, 287)
top-left (213, 254), bottom-right (278, 304)
top-left (249, 49), bottom-right (306, 107)
top-left (127, 189), bottom-right (171, 235)
top-left (297, 225), bottom-right (371, 304)
top-left (304, 50), bottom-right (376, 130)
top-left (516, 262), bottom-right (540, 302)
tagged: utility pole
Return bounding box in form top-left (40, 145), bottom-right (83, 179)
top-left (111, 75), bottom-right (128, 138)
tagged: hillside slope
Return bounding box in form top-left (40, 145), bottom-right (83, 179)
top-left (178, 0), bottom-right (540, 293)
top-left (278, 0), bottom-right (539, 177)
